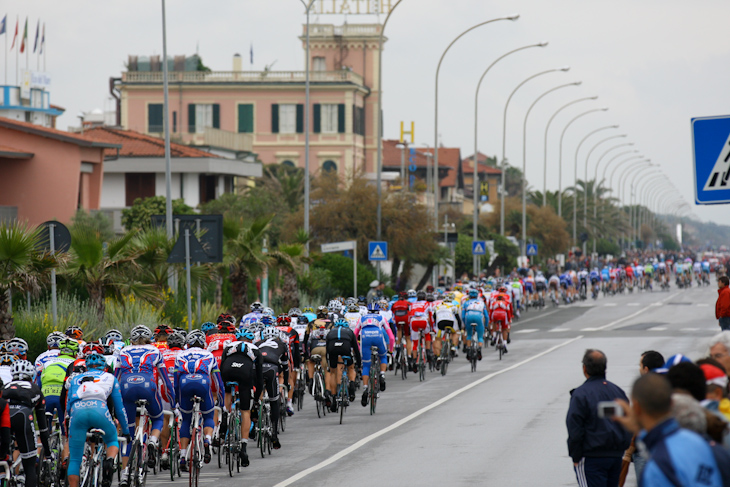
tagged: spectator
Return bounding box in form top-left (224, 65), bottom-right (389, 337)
top-left (717, 276), bottom-right (730, 331)
top-left (639, 350), bottom-right (664, 374)
top-left (366, 280), bottom-right (380, 304)
top-left (566, 349), bottom-right (632, 487)
top-left (708, 331), bottom-right (730, 376)
top-left (699, 363), bottom-right (730, 422)
top-left (615, 374), bottom-right (724, 487)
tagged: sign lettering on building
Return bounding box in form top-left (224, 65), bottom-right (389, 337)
top-left (318, 0), bottom-right (394, 14)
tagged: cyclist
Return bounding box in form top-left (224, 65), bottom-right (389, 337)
top-left (325, 319), bottom-right (361, 413)
top-left (534, 272), bottom-right (547, 303)
top-left (559, 271), bottom-right (573, 303)
top-left (207, 320), bottom-right (237, 365)
top-left (578, 268), bottom-right (589, 298)
top-left (0, 380), bottom-right (9, 466)
top-left (462, 289), bottom-right (487, 360)
top-left (301, 306), bottom-right (317, 325)
top-left (200, 321), bottom-right (218, 337)
top-left (65, 326), bottom-right (85, 347)
top-left (103, 329), bottom-right (126, 357)
top-left (408, 291), bottom-right (433, 371)
top-left (254, 327), bottom-right (289, 448)
top-left (357, 305), bottom-right (390, 407)
top-left (159, 331), bottom-right (184, 470)
top-left (304, 319), bottom-right (329, 394)
top-left (116, 325), bottom-right (174, 475)
top-left (589, 268), bottom-right (601, 298)
top-left (65, 352), bottom-right (130, 487)
top-left (0, 355), bottom-right (15, 385)
top-left (548, 273), bottom-right (560, 303)
top-left (509, 279), bottom-right (523, 317)
top-left (4, 360), bottom-right (51, 487)
top-left (488, 287), bottom-right (513, 354)
top-left (6, 338), bottom-right (28, 361)
top-left (523, 273), bottom-right (535, 308)
top-left (240, 301), bottom-right (264, 327)
top-left (39, 338), bottom-right (78, 422)
top-left (275, 316), bottom-right (301, 416)
top-left (644, 261), bottom-right (654, 289)
top-left (432, 297), bottom-right (460, 367)
top-left (174, 330), bottom-right (223, 470)
top-left (219, 328), bottom-right (263, 468)
top-left (34, 331), bottom-right (66, 380)
top-left (343, 302), bottom-right (363, 329)
top-left (390, 292), bottom-right (412, 362)
top-left (152, 324), bottom-right (174, 351)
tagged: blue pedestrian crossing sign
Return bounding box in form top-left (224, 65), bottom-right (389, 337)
top-left (472, 241), bottom-right (486, 255)
top-left (526, 243), bottom-right (538, 256)
top-left (692, 114), bottom-right (730, 204)
top-left (368, 241), bottom-right (388, 261)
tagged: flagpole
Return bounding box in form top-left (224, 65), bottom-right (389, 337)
top-left (4, 17), bottom-right (7, 85)
top-left (15, 16), bottom-right (18, 85)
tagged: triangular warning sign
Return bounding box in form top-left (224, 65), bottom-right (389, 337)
top-left (370, 245), bottom-right (386, 259)
top-left (703, 130), bottom-right (730, 191)
top-left (474, 243), bottom-right (484, 254)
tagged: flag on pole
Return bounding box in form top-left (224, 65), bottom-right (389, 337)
top-left (10, 16), bottom-right (17, 48)
top-left (0, 15), bottom-right (7, 36)
top-left (19, 17), bottom-right (27, 53)
top-left (33, 19), bottom-right (39, 53)
top-left (40, 23), bottom-right (45, 54)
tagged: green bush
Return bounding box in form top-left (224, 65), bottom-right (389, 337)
top-left (312, 253), bottom-right (377, 297)
top-left (121, 196), bottom-right (194, 232)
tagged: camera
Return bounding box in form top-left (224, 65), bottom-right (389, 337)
top-left (597, 401), bottom-right (624, 419)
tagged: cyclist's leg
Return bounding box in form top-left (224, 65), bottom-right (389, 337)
top-left (263, 369), bottom-right (281, 445)
top-left (11, 407), bottom-right (40, 487)
top-left (360, 332), bottom-right (373, 388)
top-left (66, 405), bottom-right (93, 487)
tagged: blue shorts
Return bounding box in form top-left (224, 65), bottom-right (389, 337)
top-left (68, 400), bottom-right (118, 477)
top-left (178, 374), bottom-right (215, 439)
top-left (119, 373), bottom-right (164, 437)
top-left (360, 326), bottom-right (387, 377)
top-left (463, 312), bottom-right (485, 344)
top-left (524, 282), bottom-right (534, 293)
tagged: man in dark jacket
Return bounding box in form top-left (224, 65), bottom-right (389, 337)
top-left (566, 349), bottom-right (632, 487)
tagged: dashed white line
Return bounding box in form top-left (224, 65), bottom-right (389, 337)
top-left (649, 327), bottom-right (668, 331)
top-left (597, 292), bottom-right (680, 331)
top-left (549, 328), bottom-right (571, 332)
top-left (696, 303), bottom-right (710, 307)
top-left (681, 327), bottom-right (701, 332)
top-left (514, 329), bottom-right (539, 334)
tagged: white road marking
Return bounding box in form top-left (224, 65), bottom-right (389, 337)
top-left (514, 329), bottom-right (539, 334)
top-left (597, 292), bottom-right (680, 331)
top-left (581, 327), bottom-right (599, 331)
top-left (549, 328), bottom-right (571, 332)
top-left (649, 327), bottom-right (668, 331)
top-left (696, 303), bottom-right (710, 307)
top-left (604, 303), bottom-right (617, 307)
top-left (513, 309), bottom-right (560, 325)
top-left (273, 336), bottom-right (584, 487)
top-left (681, 328), bottom-right (701, 332)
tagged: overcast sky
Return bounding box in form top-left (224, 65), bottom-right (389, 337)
top-left (4, 0), bottom-right (730, 224)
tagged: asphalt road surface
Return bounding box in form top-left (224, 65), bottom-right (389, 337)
top-left (148, 285), bottom-right (720, 487)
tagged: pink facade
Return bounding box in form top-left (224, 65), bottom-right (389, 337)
top-left (0, 119), bottom-right (113, 226)
top-left (117, 24), bottom-right (384, 176)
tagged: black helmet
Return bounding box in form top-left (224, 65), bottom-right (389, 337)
top-left (416, 291), bottom-right (426, 301)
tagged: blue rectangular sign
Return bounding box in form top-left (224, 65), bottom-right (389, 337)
top-left (526, 243), bottom-right (538, 256)
top-left (368, 241), bottom-right (388, 261)
top-left (692, 114), bottom-right (730, 204)
top-left (472, 241), bottom-right (486, 255)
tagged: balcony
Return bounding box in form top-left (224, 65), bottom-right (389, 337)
top-left (122, 70), bottom-right (364, 86)
top-left (200, 128), bottom-right (253, 152)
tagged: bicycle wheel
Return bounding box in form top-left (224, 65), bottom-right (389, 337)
top-left (258, 402), bottom-right (266, 458)
top-left (226, 412), bottom-right (234, 477)
top-left (400, 351), bottom-right (407, 380)
top-left (499, 340), bottom-right (503, 361)
top-left (369, 367), bottom-right (378, 415)
top-left (470, 345), bottom-right (477, 372)
top-left (79, 444), bottom-right (93, 487)
top-left (279, 394), bottom-right (286, 432)
top-left (169, 427), bottom-right (179, 482)
top-left (128, 440), bottom-right (139, 487)
top-left (339, 382), bottom-right (345, 425)
top-left (314, 371), bottom-right (324, 418)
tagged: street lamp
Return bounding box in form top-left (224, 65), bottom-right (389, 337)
top-left (376, 0), bottom-right (404, 279)
top-left (629, 168), bottom-right (660, 245)
top-left (435, 15), bottom-right (520, 236)
top-left (161, 0), bottom-right (172, 240)
top-left (521, 81), bottom-right (581, 256)
top-left (472, 41), bottom-right (548, 273)
top-left (610, 157), bottom-right (648, 195)
top-left (616, 162), bottom-right (653, 248)
top-left (542, 97), bottom-right (598, 206)
top-left (571, 125), bottom-right (618, 244)
top-left (300, 0), bottom-right (316, 269)
top-left (582, 135), bottom-right (627, 244)
top-left (500, 66), bottom-right (571, 235)
top-left (557, 107), bottom-right (609, 219)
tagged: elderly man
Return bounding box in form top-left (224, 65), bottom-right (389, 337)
top-left (566, 349), bottom-right (632, 487)
top-left (708, 331), bottom-right (730, 377)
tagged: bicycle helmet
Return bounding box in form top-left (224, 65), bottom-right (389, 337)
top-left (167, 332), bottom-right (185, 350)
top-left (302, 306), bottom-right (315, 314)
top-left (186, 330), bottom-right (206, 348)
top-left (235, 328), bottom-right (256, 341)
top-left (249, 301), bottom-right (263, 312)
top-left (468, 289), bottom-right (479, 298)
top-left (425, 293), bottom-right (435, 303)
top-left (6, 338), bottom-right (28, 357)
top-left (328, 300), bottom-right (341, 312)
top-left (497, 286), bottom-right (507, 293)
top-left (104, 329), bottom-right (123, 343)
top-left (85, 352), bottom-right (106, 370)
top-left (59, 338), bottom-right (80, 357)
top-left (334, 319), bottom-right (349, 328)
top-left (357, 296), bottom-right (367, 305)
top-left (344, 298), bottom-right (357, 307)
top-left (416, 291), bottom-right (426, 301)
top-left (378, 299), bottom-right (389, 311)
top-left (174, 327), bottom-right (188, 338)
top-left (65, 326), bottom-right (84, 340)
top-left (82, 342), bottom-right (106, 356)
top-left (218, 321), bottom-right (236, 334)
top-left (276, 315), bottom-right (291, 325)
top-left (46, 331), bottom-right (66, 349)
top-left (297, 315), bottom-right (309, 325)
top-left (398, 291), bottom-right (408, 300)
top-left (407, 289), bottom-right (417, 298)
top-left (347, 304), bottom-right (360, 313)
top-left (287, 308), bottom-right (302, 318)
top-left (153, 324), bottom-right (174, 336)
top-left (366, 302), bottom-right (380, 313)
top-left (11, 360), bottom-right (35, 381)
top-left (216, 314), bottom-right (235, 325)
top-left (260, 327), bottom-right (280, 341)
top-left (316, 305), bottom-right (328, 314)
top-left (259, 315), bottom-right (273, 327)
top-left (130, 325), bottom-right (153, 342)
top-left (200, 322), bottom-right (217, 334)
top-left (262, 307), bottom-right (275, 317)
top-left (0, 355), bottom-right (17, 366)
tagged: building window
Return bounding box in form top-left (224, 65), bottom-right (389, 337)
top-left (323, 160), bottom-right (337, 173)
top-left (282, 160), bottom-right (295, 167)
top-left (172, 111), bottom-right (177, 133)
top-left (321, 104), bottom-right (339, 133)
top-left (278, 104), bottom-right (297, 134)
top-left (314, 103), bottom-right (346, 134)
top-left (313, 57), bottom-right (326, 71)
top-left (353, 105), bottom-right (365, 136)
top-left (199, 175), bottom-right (218, 204)
top-left (238, 104), bottom-right (254, 133)
top-left (125, 173), bottom-right (156, 207)
top-left (148, 104), bottom-right (163, 132)
top-left (188, 103), bottom-right (220, 133)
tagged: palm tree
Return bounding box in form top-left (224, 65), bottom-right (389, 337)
top-left (0, 222), bottom-right (57, 339)
top-left (259, 164), bottom-right (304, 213)
top-left (65, 224), bottom-right (157, 320)
top-left (269, 243), bottom-right (310, 311)
top-left (226, 216), bottom-right (271, 317)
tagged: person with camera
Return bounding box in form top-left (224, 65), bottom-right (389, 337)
top-left (566, 349), bottom-right (632, 487)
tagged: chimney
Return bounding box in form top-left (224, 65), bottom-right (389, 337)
top-left (233, 53), bottom-right (242, 72)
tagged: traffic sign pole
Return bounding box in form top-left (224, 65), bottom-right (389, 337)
top-left (50, 223), bottom-right (57, 327)
top-left (185, 229), bottom-right (193, 332)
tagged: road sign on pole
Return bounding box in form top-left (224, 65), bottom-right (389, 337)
top-left (321, 241), bottom-right (357, 297)
top-left (526, 243), bottom-right (538, 256)
top-left (691, 114), bottom-right (730, 204)
top-left (368, 241), bottom-right (388, 261)
top-left (37, 221), bottom-right (71, 328)
top-left (472, 241), bottom-right (486, 255)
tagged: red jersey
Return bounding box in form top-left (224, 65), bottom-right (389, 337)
top-left (488, 293), bottom-right (513, 322)
top-left (153, 341), bottom-right (169, 352)
top-left (390, 299), bottom-right (411, 325)
top-left (161, 347), bottom-right (181, 381)
top-left (206, 333), bottom-right (237, 365)
top-left (408, 301), bottom-right (431, 325)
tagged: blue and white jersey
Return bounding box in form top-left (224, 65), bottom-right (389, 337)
top-left (702, 261), bottom-right (711, 272)
top-left (117, 344), bottom-right (165, 376)
top-left (357, 312), bottom-right (385, 329)
top-left (589, 270), bottom-right (600, 282)
top-left (240, 312), bottom-right (263, 327)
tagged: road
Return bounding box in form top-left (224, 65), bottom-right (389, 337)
top-left (147, 285), bottom-right (720, 487)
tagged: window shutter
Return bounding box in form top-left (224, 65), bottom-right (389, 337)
top-left (337, 104), bottom-right (346, 133)
top-left (147, 104), bottom-right (163, 132)
top-left (238, 104), bottom-right (254, 133)
top-left (212, 104), bottom-right (220, 129)
top-left (188, 104), bottom-right (196, 133)
top-left (172, 111), bottom-right (177, 133)
top-left (296, 104), bottom-right (304, 133)
top-left (271, 104), bottom-right (279, 133)
top-left (313, 104), bottom-right (321, 134)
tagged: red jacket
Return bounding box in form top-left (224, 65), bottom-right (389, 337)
top-left (717, 286), bottom-right (730, 319)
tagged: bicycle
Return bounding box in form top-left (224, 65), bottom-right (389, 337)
top-left (224, 382), bottom-right (241, 477)
top-left (415, 328), bottom-right (427, 382)
top-left (336, 359), bottom-right (351, 424)
top-left (78, 428), bottom-right (108, 487)
top-left (294, 364), bottom-right (306, 411)
top-left (493, 321), bottom-right (506, 361)
top-left (256, 391), bottom-right (273, 458)
top-left (393, 336), bottom-right (407, 380)
top-left (0, 460), bottom-right (17, 487)
top-left (41, 413), bottom-right (62, 487)
top-left (188, 396), bottom-right (205, 487)
top-left (438, 327), bottom-right (451, 377)
top-left (368, 347), bottom-right (380, 415)
top-left (127, 399), bottom-right (152, 487)
top-left (310, 354), bottom-right (327, 418)
top-left (468, 323), bottom-right (479, 373)
top-left (278, 384), bottom-right (287, 433)
top-left (163, 411), bottom-right (181, 481)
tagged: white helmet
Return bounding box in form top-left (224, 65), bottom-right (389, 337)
top-left (130, 325), bottom-right (153, 342)
top-left (261, 327), bottom-right (281, 341)
top-left (11, 360), bottom-right (35, 381)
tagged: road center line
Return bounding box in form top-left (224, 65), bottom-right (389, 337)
top-left (595, 292), bottom-right (680, 331)
top-left (273, 335), bottom-right (583, 487)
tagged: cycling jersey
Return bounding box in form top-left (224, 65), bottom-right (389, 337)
top-left (325, 326), bottom-right (361, 370)
top-left (391, 299), bottom-right (411, 328)
top-left (589, 270), bottom-right (600, 283)
top-left (343, 311), bottom-right (362, 329)
top-left (240, 312), bottom-right (263, 327)
top-left (356, 314), bottom-right (390, 379)
top-left (174, 347), bottom-right (223, 439)
top-left (276, 326), bottom-right (302, 368)
top-left (34, 349), bottom-right (60, 381)
top-left (206, 332), bottom-right (237, 365)
top-left (462, 298), bottom-right (488, 345)
top-left (220, 341), bottom-right (263, 410)
top-left (38, 354), bottom-right (75, 419)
